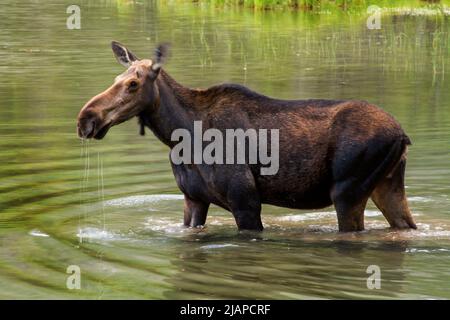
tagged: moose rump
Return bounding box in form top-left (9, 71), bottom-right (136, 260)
top-left (250, 99), bottom-right (416, 232)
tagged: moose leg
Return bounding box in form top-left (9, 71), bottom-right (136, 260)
top-left (331, 138), bottom-right (409, 232)
top-left (371, 160), bottom-right (416, 229)
top-left (183, 195), bottom-right (209, 228)
top-left (232, 209), bottom-right (263, 231)
top-left (332, 182), bottom-right (368, 232)
top-left (227, 175), bottom-right (263, 231)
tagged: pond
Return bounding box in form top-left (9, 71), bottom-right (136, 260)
top-left (0, 1), bottom-right (450, 299)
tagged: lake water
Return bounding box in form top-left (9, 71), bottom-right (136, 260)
top-left (1, 1), bottom-right (450, 299)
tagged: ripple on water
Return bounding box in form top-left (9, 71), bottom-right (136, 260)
top-left (96, 193), bottom-right (450, 242)
top-left (277, 210), bottom-right (382, 223)
top-left (408, 196), bottom-right (434, 203)
top-left (143, 217), bottom-right (189, 234)
top-left (28, 229), bottom-right (50, 238)
top-left (405, 248), bottom-right (450, 254)
top-left (404, 223), bottom-right (450, 239)
top-left (200, 244), bottom-right (239, 250)
top-left (76, 227), bottom-right (127, 242)
top-left (104, 194), bottom-right (184, 208)
top-left (277, 211), bottom-right (335, 222)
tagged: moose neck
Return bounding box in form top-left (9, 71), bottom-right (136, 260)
top-left (140, 70), bottom-right (198, 147)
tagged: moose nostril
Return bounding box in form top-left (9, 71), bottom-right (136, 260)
top-left (86, 119), bottom-right (96, 137)
top-left (78, 117), bottom-right (97, 138)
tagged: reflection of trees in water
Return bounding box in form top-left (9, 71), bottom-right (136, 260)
top-left (3, 2), bottom-right (449, 110)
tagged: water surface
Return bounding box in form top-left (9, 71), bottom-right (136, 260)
top-left (1, 1), bottom-right (450, 299)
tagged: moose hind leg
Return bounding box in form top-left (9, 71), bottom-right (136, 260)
top-left (331, 143), bottom-right (382, 232)
top-left (331, 137), bottom-right (411, 232)
top-left (332, 181), bottom-right (368, 232)
top-left (371, 160), bottom-right (416, 229)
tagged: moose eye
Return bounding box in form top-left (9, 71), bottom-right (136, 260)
top-left (128, 80), bottom-right (139, 90)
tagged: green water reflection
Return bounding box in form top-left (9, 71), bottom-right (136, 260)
top-left (0, 1), bottom-right (450, 299)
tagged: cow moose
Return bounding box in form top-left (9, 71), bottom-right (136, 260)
top-left (77, 42), bottom-right (417, 232)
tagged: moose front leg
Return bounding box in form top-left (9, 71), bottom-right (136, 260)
top-left (183, 195), bottom-right (209, 228)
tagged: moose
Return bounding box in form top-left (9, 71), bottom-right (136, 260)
top-left (77, 42), bottom-right (417, 232)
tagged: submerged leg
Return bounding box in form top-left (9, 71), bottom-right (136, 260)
top-left (183, 195), bottom-right (209, 228)
top-left (371, 160), bottom-right (416, 229)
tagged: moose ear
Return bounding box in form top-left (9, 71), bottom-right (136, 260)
top-left (151, 43), bottom-right (170, 74)
top-left (111, 41), bottom-right (138, 68)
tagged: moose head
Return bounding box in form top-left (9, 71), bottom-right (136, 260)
top-left (77, 41), bottom-right (169, 139)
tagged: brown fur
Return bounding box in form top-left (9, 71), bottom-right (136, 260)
top-left (77, 42), bottom-right (417, 232)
